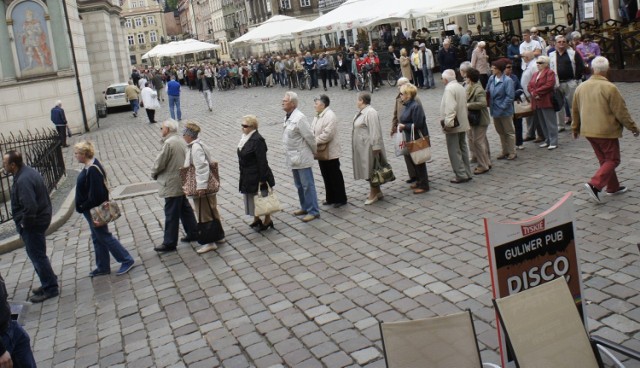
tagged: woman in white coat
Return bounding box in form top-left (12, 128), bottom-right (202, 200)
top-left (352, 92), bottom-right (387, 205)
top-left (312, 94), bottom-right (347, 208)
top-left (182, 121), bottom-right (225, 254)
top-left (140, 82), bottom-right (160, 124)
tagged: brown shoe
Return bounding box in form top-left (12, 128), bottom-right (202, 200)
top-left (506, 154), bottom-right (517, 160)
top-left (301, 214), bottom-right (319, 222)
top-left (474, 167), bottom-right (490, 175)
top-left (293, 209), bottom-right (308, 216)
top-left (413, 188), bottom-right (428, 194)
top-left (410, 183), bottom-right (418, 189)
top-left (496, 154), bottom-right (507, 160)
top-left (533, 138), bottom-right (545, 143)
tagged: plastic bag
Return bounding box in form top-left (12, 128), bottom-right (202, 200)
top-left (394, 126), bottom-right (408, 157)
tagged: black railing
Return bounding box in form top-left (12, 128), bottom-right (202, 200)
top-left (0, 129), bottom-right (66, 224)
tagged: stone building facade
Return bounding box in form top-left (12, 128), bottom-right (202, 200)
top-left (121, 0), bottom-right (167, 66)
top-left (0, 0), bottom-right (129, 135)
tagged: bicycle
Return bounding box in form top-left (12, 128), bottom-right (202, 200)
top-left (300, 70), bottom-right (312, 90)
top-left (217, 76), bottom-right (236, 91)
top-left (384, 67), bottom-right (402, 87)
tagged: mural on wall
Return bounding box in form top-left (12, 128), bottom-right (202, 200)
top-left (9, 0), bottom-right (55, 77)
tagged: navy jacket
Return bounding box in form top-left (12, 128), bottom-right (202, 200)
top-left (51, 106), bottom-right (67, 126)
top-left (400, 99), bottom-right (429, 140)
top-left (11, 165), bottom-right (52, 231)
top-left (0, 276), bottom-right (11, 356)
top-left (75, 159), bottom-right (109, 213)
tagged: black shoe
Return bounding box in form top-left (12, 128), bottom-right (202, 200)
top-left (154, 244), bottom-right (177, 252)
top-left (333, 202), bottom-right (347, 208)
top-left (89, 269), bottom-right (111, 277)
top-left (584, 183), bottom-right (601, 203)
top-left (322, 201), bottom-right (333, 206)
top-left (180, 236), bottom-right (197, 243)
top-left (32, 286), bottom-right (44, 296)
top-left (249, 219), bottom-right (263, 228)
top-left (405, 178), bottom-right (417, 183)
top-left (30, 290), bottom-right (59, 303)
top-left (259, 221), bottom-right (275, 231)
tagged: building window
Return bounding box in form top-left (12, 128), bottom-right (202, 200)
top-left (129, 0), bottom-right (136, 8)
top-left (137, 33), bottom-right (145, 44)
top-left (265, 0), bottom-right (271, 13)
top-left (300, 0), bottom-right (310, 7)
top-left (537, 2), bottom-right (555, 26)
top-left (138, 0), bottom-right (145, 7)
top-left (146, 16), bottom-right (155, 25)
top-left (128, 35), bottom-right (135, 45)
top-left (281, 0), bottom-right (291, 8)
top-left (150, 31), bottom-right (157, 43)
top-left (130, 55), bottom-right (137, 65)
top-left (125, 19), bottom-right (132, 28)
top-left (134, 17), bottom-right (143, 27)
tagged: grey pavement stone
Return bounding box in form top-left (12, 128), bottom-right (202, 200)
top-left (3, 82), bottom-right (640, 368)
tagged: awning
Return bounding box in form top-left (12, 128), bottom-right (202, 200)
top-left (142, 39), bottom-right (221, 59)
top-left (230, 15), bottom-right (311, 45)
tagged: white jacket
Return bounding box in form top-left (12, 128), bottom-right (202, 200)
top-left (312, 107), bottom-right (341, 160)
top-left (140, 87), bottom-right (159, 109)
top-left (282, 108), bottom-right (316, 169)
top-left (183, 139), bottom-right (211, 191)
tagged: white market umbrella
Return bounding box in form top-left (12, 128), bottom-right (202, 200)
top-left (230, 15), bottom-right (311, 44)
top-left (294, 0), bottom-right (392, 37)
top-left (143, 39), bottom-right (221, 60)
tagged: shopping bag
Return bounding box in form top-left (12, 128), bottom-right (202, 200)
top-left (394, 126), bottom-right (408, 157)
top-left (407, 129), bottom-right (431, 165)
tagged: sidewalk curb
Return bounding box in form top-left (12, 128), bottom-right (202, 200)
top-left (0, 186), bottom-right (76, 255)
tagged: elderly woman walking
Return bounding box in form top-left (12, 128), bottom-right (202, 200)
top-left (352, 92), bottom-right (387, 204)
top-left (182, 121), bottom-right (226, 254)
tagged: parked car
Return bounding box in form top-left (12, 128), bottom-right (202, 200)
top-left (103, 82), bottom-right (130, 111)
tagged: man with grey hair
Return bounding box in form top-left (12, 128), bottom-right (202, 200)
top-left (391, 77), bottom-right (424, 182)
top-left (550, 34), bottom-right (584, 131)
top-left (571, 56), bottom-right (639, 203)
top-left (282, 91), bottom-right (320, 222)
top-left (50, 100), bottom-right (69, 147)
top-left (151, 119), bottom-right (198, 251)
top-left (440, 69), bottom-right (472, 183)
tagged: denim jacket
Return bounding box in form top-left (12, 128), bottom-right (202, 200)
top-left (486, 74), bottom-right (515, 117)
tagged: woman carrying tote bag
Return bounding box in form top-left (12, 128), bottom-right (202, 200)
top-left (397, 83), bottom-right (430, 194)
top-left (237, 115), bottom-right (276, 231)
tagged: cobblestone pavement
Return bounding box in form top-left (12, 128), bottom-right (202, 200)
top-left (2, 78), bottom-right (640, 368)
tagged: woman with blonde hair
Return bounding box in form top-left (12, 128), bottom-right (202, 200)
top-left (74, 140), bottom-right (135, 277)
top-left (237, 115), bottom-right (276, 231)
top-left (399, 48), bottom-right (413, 83)
top-left (182, 121), bottom-right (226, 253)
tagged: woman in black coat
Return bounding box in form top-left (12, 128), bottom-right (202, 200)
top-left (238, 115), bottom-right (275, 231)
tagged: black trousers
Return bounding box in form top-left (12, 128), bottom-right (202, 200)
top-left (407, 159), bottom-right (429, 189)
top-left (163, 195), bottom-right (198, 246)
top-left (318, 158), bottom-right (347, 204)
top-left (56, 125), bottom-right (67, 146)
top-left (146, 108), bottom-right (156, 123)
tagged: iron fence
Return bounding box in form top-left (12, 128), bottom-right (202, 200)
top-left (0, 129), bottom-right (66, 224)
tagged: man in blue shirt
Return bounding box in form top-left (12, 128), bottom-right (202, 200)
top-left (167, 75), bottom-right (182, 121)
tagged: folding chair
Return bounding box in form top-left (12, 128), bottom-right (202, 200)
top-left (379, 310), bottom-right (501, 368)
top-left (494, 277), bottom-right (640, 368)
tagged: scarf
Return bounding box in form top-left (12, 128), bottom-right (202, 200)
top-left (238, 129), bottom-right (256, 151)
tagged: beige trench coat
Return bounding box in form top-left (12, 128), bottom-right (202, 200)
top-left (312, 107), bottom-right (341, 160)
top-left (352, 105), bottom-right (386, 180)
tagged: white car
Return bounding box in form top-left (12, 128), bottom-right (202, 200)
top-left (103, 83), bottom-right (130, 110)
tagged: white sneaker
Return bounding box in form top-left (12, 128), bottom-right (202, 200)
top-left (516, 145), bottom-right (525, 150)
top-left (196, 243), bottom-right (218, 254)
top-left (539, 143), bottom-right (549, 148)
top-left (548, 145), bottom-right (557, 150)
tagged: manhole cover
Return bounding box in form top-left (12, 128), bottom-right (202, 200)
top-left (111, 181), bottom-right (159, 200)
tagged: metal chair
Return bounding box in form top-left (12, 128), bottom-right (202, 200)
top-left (494, 277), bottom-right (640, 368)
top-left (379, 310), bottom-right (501, 368)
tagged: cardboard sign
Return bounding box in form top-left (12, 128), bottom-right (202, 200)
top-left (485, 192), bottom-right (586, 367)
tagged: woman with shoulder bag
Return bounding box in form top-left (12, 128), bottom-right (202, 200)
top-left (74, 141), bottom-right (135, 277)
top-left (397, 83), bottom-right (430, 194)
top-left (465, 68), bottom-right (492, 174)
top-left (528, 56), bottom-right (559, 150)
top-left (237, 115), bottom-right (276, 231)
top-left (182, 121), bottom-right (226, 254)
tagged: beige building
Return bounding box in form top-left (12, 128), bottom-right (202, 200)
top-left (121, 0), bottom-right (167, 66)
top-left (0, 0), bottom-right (130, 134)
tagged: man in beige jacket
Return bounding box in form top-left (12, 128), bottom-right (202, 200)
top-left (572, 56), bottom-right (639, 203)
top-left (441, 69), bottom-right (472, 183)
top-left (151, 119), bottom-right (198, 251)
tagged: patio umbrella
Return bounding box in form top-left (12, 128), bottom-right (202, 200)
top-left (230, 15), bottom-right (311, 44)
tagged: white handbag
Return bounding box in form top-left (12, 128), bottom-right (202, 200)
top-left (253, 183), bottom-right (282, 217)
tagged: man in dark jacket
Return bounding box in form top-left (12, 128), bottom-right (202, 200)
top-left (50, 100), bottom-right (69, 147)
top-left (438, 40), bottom-right (459, 72)
top-left (3, 151), bottom-right (58, 303)
top-left (0, 275), bottom-right (37, 367)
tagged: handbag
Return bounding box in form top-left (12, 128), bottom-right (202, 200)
top-left (552, 88), bottom-right (564, 112)
top-left (468, 109), bottom-right (481, 126)
top-left (314, 143), bottom-right (330, 161)
top-left (514, 96), bottom-right (534, 119)
top-left (88, 165), bottom-right (121, 227)
top-left (180, 143), bottom-right (220, 196)
top-left (440, 116), bottom-right (460, 129)
top-left (407, 128), bottom-right (431, 165)
top-left (370, 155), bottom-right (395, 187)
top-left (196, 197), bottom-right (225, 245)
top-left (253, 183), bottom-right (282, 216)
top-left (394, 126), bottom-right (408, 157)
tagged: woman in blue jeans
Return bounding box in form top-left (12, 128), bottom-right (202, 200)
top-left (74, 141), bottom-right (135, 277)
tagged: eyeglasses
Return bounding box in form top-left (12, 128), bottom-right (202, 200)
top-left (556, 41), bottom-right (566, 43)
top-left (241, 124), bottom-right (251, 128)
top-left (506, 66), bottom-right (512, 68)
top-left (536, 62), bottom-right (546, 64)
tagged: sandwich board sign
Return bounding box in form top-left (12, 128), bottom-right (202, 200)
top-left (485, 192), bottom-right (587, 367)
